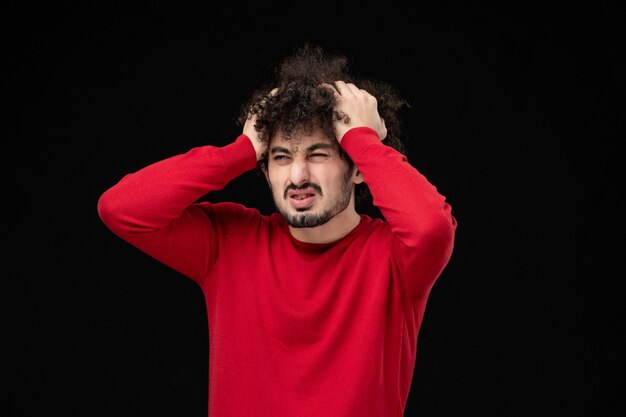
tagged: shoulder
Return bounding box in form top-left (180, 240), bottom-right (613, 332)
top-left (356, 214), bottom-right (394, 241)
top-left (360, 214), bottom-right (388, 230)
top-left (195, 201), bottom-right (267, 228)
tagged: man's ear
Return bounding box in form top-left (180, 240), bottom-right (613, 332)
top-left (261, 164), bottom-right (271, 187)
top-left (353, 168), bottom-right (364, 185)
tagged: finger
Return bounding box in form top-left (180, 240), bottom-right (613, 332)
top-left (344, 83), bottom-right (361, 95)
top-left (320, 82), bottom-right (340, 96)
top-left (260, 88), bottom-right (278, 105)
top-left (334, 80), bottom-right (350, 95)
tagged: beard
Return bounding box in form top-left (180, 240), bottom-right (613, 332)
top-left (275, 179), bottom-right (354, 228)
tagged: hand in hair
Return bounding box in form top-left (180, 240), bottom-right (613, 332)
top-left (322, 81), bottom-right (388, 143)
top-left (243, 88), bottom-right (279, 160)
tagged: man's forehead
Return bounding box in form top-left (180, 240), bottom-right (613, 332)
top-left (269, 132), bottom-right (337, 151)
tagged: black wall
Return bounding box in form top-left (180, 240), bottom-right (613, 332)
top-left (6, 3), bottom-right (622, 416)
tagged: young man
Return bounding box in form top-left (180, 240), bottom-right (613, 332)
top-left (97, 45), bottom-right (457, 417)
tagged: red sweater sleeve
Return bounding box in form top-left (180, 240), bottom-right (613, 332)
top-left (340, 127), bottom-right (457, 300)
top-left (96, 134), bottom-right (258, 281)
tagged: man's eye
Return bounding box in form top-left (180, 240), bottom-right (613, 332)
top-left (307, 153), bottom-right (330, 162)
top-left (273, 155), bottom-right (291, 163)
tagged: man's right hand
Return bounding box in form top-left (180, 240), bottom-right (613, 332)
top-left (243, 88), bottom-right (278, 161)
top-left (243, 112), bottom-right (266, 161)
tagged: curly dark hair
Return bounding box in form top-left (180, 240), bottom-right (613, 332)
top-left (237, 43), bottom-right (408, 209)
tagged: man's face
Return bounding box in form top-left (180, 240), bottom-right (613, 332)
top-left (264, 130), bottom-right (360, 228)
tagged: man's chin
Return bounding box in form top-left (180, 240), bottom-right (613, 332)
top-left (282, 210), bottom-right (333, 228)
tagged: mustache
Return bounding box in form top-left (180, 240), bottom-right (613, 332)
top-left (283, 182), bottom-right (323, 199)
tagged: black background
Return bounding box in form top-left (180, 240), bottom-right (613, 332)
top-left (6, 3), bottom-right (623, 416)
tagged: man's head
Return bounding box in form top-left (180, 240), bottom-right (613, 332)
top-left (262, 129), bottom-right (363, 228)
top-left (238, 43), bottom-right (407, 209)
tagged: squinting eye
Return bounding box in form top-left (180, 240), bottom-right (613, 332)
top-left (307, 153), bottom-right (331, 163)
top-left (273, 155), bottom-right (291, 164)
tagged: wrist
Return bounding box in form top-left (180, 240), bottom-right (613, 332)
top-left (245, 135), bottom-right (266, 161)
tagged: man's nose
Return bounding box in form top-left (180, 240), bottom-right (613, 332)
top-left (289, 158), bottom-right (310, 185)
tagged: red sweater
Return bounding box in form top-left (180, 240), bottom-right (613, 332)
top-left (97, 127), bottom-right (457, 417)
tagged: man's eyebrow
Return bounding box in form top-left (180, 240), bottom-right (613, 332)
top-left (305, 143), bottom-right (335, 152)
top-left (269, 146), bottom-right (291, 155)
